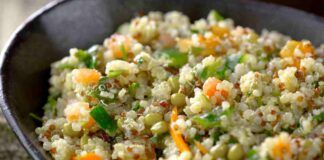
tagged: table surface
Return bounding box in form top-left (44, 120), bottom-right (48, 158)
top-left (0, 0), bottom-right (322, 159)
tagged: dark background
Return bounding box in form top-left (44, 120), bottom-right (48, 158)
top-left (259, 0), bottom-right (324, 17)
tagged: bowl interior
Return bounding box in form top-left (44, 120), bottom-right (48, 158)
top-left (1, 0), bottom-right (323, 159)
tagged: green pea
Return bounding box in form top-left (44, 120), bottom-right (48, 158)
top-left (171, 93), bottom-right (186, 107)
top-left (211, 143), bottom-right (228, 158)
top-left (228, 144), bottom-right (244, 160)
top-left (168, 76), bottom-right (180, 93)
top-left (151, 121), bottom-right (168, 135)
top-left (62, 123), bottom-right (81, 137)
top-left (145, 113), bottom-right (163, 126)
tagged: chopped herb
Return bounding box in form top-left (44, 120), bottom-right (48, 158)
top-left (223, 107), bottom-right (234, 117)
top-left (159, 48), bottom-right (188, 68)
top-left (29, 113), bottom-right (43, 122)
top-left (190, 46), bottom-right (203, 56)
top-left (57, 63), bottom-right (75, 70)
top-left (137, 57), bottom-right (144, 64)
top-left (313, 112), bottom-right (324, 122)
top-left (199, 57), bottom-right (227, 80)
top-left (192, 113), bottom-right (221, 129)
top-left (209, 10), bottom-right (224, 21)
top-left (75, 49), bottom-right (97, 69)
top-left (44, 97), bottom-right (58, 118)
top-left (131, 102), bottom-right (142, 111)
top-left (90, 105), bottom-right (117, 136)
top-left (247, 149), bottom-right (259, 160)
top-left (129, 82), bottom-right (140, 95)
top-left (108, 70), bottom-right (124, 78)
top-left (190, 29), bottom-right (199, 34)
top-left (228, 136), bottom-right (238, 143)
top-left (120, 44), bottom-right (128, 60)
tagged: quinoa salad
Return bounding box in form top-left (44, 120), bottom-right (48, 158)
top-left (35, 11), bottom-right (324, 160)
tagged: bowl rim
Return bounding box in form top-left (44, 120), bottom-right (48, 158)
top-left (0, 0), bottom-right (323, 159)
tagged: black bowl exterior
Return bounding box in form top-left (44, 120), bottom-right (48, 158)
top-left (0, 0), bottom-right (323, 159)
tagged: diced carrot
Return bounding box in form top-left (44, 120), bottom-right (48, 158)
top-left (272, 136), bottom-right (291, 160)
top-left (107, 34), bottom-right (131, 59)
top-left (211, 25), bottom-right (229, 38)
top-left (170, 106), bottom-right (190, 153)
top-left (194, 140), bottom-right (208, 154)
top-left (65, 102), bottom-right (92, 127)
top-left (84, 116), bottom-right (95, 129)
top-left (279, 40), bottom-right (316, 68)
top-left (203, 77), bottom-right (228, 105)
top-left (280, 40), bottom-right (299, 58)
top-left (198, 35), bottom-right (222, 56)
top-left (50, 148), bottom-right (57, 154)
top-left (80, 153), bottom-right (102, 160)
top-left (297, 41), bottom-right (315, 56)
top-left (178, 38), bottom-right (192, 53)
top-left (203, 77), bottom-right (221, 97)
top-left (72, 69), bottom-right (101, 86)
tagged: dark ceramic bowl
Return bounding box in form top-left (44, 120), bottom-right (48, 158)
top-left (0, 0), bottom-right (323, 159)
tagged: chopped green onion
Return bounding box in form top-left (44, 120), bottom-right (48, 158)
top-left (190, 29), bottom-right (199, 34)
top-left (129, 82), bottom-right (140, 95)
top-left (44, 97), bottom-right (58, 117)
top-left (120, 44), bottom-right (128, 60)
top-left (131, 102), bottom-right (142, 111)
top-left (159, 48), bottom-right (188, 68)
top-left (199, 57), bottom-right (226, 80)
top-left (313, 112), bottom-right (324, 122)
top-left (247, 149), bottom-right (259, 160)
top-left (192, 113), bottom-right (221, 129)
top-left (190, 46), bottom-right (203, 56)
top-left (108, 70), bottom-right (123, 78)
top-left (137, 57), bottom-right (144, 64)
top-left (90, 105), bottom-right (117, 136)
top-left (29, 113), bottom-right (43, 122)
top-left (209, 10), bottom-right (224, 21)
top-left (75, 49), bottom-right (97, 69)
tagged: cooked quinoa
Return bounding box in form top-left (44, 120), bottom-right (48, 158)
top-left (35, 11), bottom-right (324, 160)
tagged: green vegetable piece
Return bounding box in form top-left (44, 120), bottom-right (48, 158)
top-left (239, 54), bottom-right (249, 63)
top-left (29, 113), bottom-right (43, 122)
top-left (313, 112), bottom-right (324, 122)
top-left (132, 102), bottom-right (142, 111)
top-left (190, 46), bottom-right (203, 56)
top-left (159, 48), bottom-right (188, 68)
top-left (129, 82), bottom-right (140, 95)
top-left (90, 105), bottom-right (117, 136)
top-left (108, 70), bottom-right (123, 78)
top-left (192, 113), bottom-right (221, 128)
top-left (199, 57), bottom-right (226, 80)
top-left (209, 10), bottom-right (224, 21)
top-left (44, 97), bottom-right (58, 118)
top-left (75, 49), bottom-right (97, 69)
top-left (120, 44), bottom-right (128, 60)
top-left (247, 149), bottom-right (259, 160)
